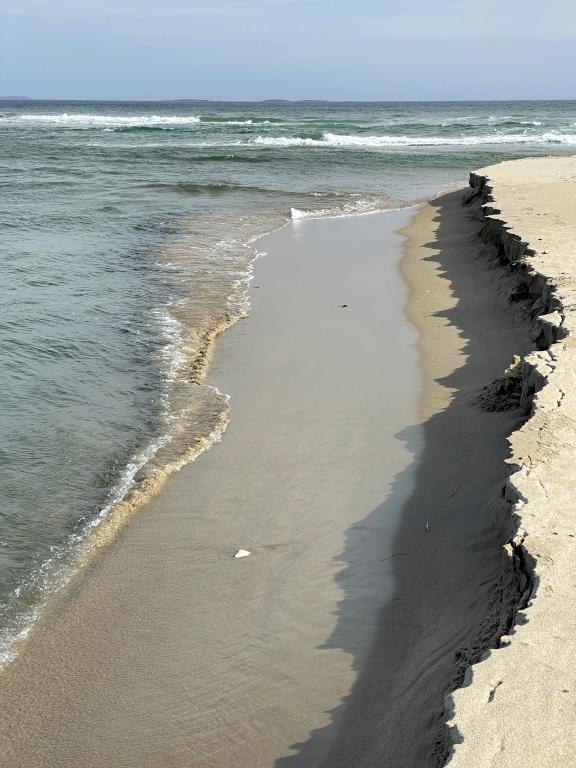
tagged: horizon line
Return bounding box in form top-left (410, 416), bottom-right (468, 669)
top-left (2, 96), bottom-right (576, 104)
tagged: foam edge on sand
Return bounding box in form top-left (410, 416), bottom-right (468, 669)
top-left (445, 157), bottom-right (576, 766)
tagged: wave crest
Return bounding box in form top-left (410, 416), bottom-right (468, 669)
top-left (254, 131), bottom-right (576, 148)
top-left (3, 113), bottom-right (202, 127)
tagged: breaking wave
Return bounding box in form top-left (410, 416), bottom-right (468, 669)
top-left (290, 198), bottom-right (385, 220)
top-left (1, 113), bottom-right (285, 129)
top-left (253, 132), bottom-right (576, 148)
top-left (1, 113), bottom-right (203, 127)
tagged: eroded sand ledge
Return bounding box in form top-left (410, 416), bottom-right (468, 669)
top-left (446, 157), bottom-right (576, 766)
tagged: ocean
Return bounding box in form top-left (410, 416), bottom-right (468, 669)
top-left (1, 98), bottom-right (575, 663)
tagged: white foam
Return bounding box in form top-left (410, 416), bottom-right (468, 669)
top-left (253, 135), bottom-right (321, 147)
top-left (3, 113), bottom-right (201, 128)
top-left (290, 198), bottom-right (384, 221)
top-left (86, 130), bottom-right (576, 151)
top-left (152, 307), bottom-right (187, 384)
top-left (201, 119), bottom-right (275, 126)
top-left (2, 114), bottom-right (278, 129)
top-left (254, 132), bottom-right (576, 148)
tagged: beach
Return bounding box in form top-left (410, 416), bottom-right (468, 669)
top-left (3, 99), bottom-right (575, 661)
top-left (5, 0), bottom-right (576, 755)
top-left (446, 157), bottom-right (576, 766)
top-left (2, 99), bottom-right (576, 766)
top-left (0, 170), bottom-right (551, 766)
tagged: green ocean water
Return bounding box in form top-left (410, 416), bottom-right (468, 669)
top-left (1, 98), bottom-right (575, 662)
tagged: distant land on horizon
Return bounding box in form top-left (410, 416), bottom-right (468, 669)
top-left (1, 96), bottom-right (575, 104)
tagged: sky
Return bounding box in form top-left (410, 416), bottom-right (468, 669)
top-left (1, 0), bottom-right (575, 101)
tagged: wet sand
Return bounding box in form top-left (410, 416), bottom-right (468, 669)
top-left (0, 210), bottom-right (422, 766)
top-left (0, 196), bottom-right (532, 766)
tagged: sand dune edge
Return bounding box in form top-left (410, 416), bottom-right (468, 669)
top-left (446, 157), bottom-right (576, 766)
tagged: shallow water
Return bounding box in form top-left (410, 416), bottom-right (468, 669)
top-left (1, 98), bottom-right (575, 661)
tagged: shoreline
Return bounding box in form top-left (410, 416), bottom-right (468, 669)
top-left (0, 209), bottom-right (425, 767)
top-left (0, 201), bottom-right (414, 672)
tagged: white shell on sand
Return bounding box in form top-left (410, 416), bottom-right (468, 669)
top-left (233, 549), bottom-right (251, 559)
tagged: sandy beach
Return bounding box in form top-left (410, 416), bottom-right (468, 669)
top-left (0, 161), bottom-right (569, 766)
top-left (446, 157), bottom-right (576, 766)
top-left (3, 0), bottom-right (575, 760)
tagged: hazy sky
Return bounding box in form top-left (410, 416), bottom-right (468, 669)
top-left (1, 0), bottom-right (575, 100)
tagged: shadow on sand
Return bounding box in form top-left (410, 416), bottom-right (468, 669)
top-left (274, 190), bottom-right (532, 768)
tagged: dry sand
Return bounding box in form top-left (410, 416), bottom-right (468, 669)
top-left (0, 180), bottom-right (549, 766)
top-left (446, 157), bottom-right (576, 767)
